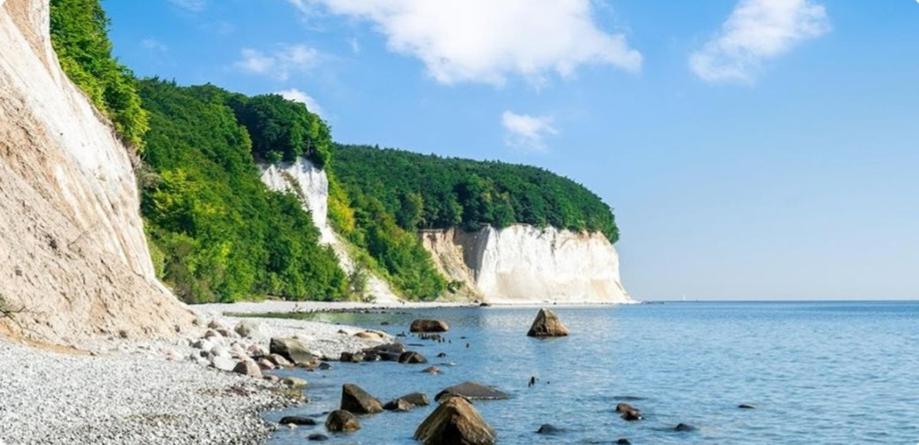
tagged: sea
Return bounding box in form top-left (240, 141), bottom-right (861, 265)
top-left (265, 301), bottom-right (919, 444)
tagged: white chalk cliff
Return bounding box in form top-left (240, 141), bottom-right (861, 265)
top-left (0, 0), bottom-right (193, 343)
top-left (259, 157), bottom-right (401, 303)
top-left (421, 225), bottom-right (632, 304)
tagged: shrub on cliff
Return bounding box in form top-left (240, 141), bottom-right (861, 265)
top-left (49, 0), bottom-right (148, 148)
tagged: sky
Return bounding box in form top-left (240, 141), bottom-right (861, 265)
top-left (105, 0), bottom-right (919, 300)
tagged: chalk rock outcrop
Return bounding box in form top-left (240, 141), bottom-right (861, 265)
top-left (259, 157), bottom-right (400, 303)
top-left (0, 0), bottom-right (193, 343)
top-left (420, 225), bottom-right (632, 304)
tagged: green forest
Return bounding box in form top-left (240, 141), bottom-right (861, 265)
top-left (48, 0), bottom-right (619, 303)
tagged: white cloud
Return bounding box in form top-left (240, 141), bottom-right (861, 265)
top-left (168, 0), bottom-right (205, 12)
top-left (277, 88), bottom-right (324, 117)
top-left (690, 0), bottom-right (830, 83)
top-left (291, 0), bottom-right (641, 85)
top-left (234, 44), bottom-right (320, 81)
top-left (141, 38), bottom-right (167, 52)
top-left (501, 111), bottom-right (558, 152)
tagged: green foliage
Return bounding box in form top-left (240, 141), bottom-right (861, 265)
top-left (49, 0), bottom-right (148, 148)
top-left (333, 145), bottom-right (620, 242)
top-left (227, 94), bottom-right (331, 168)
top-left (137, 79), bottom-right (346, 303)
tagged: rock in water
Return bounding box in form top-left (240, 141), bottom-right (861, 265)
top-left (435, 382), bottom-right (509, 402)
top-left (738, 403), bottom-right (755, 409)
top-left (308, 433), bottom-right (329, 441)
top-left (398, 392), bottom-right (431, 406)
top-left (269, 337), bottom-right (319, 367)
top-left (341, 384), bottom-right (383, 414)
top-left (615, 403), bottom-right (643, 421)
top-left (399, 351), bottom-right (428, 364)
top-left (410, 319), bottom-right (450, 333)
top-left (674, 423), bottom-right (696, 432)
top-left (383, 398), bottom-right (415, 412)
top-left (536, 424), bottom-right (562, 435)
top-left (526, 308), bottom-right (569, 337)
top-left (414, 396), bottom-right (496, 445)
top-left (279, 416), bottom-right (317, 426)
top-left (325, 410), bottom-right (361, 432)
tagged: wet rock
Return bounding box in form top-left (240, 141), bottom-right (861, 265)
top-left (340, 352), bottom-right (365, 363)
top-left (436, 352), bottom-right (447, 358)
top-left (435, 382), bottom-right (509, 402)
top-left (399, 351), bottom-right (428, 364)
top-left (341, 384), bottom-right (383, 414)
top-left (325, 410), bottom-right (361, 432)
top-left (318, 362), bottom-right (332, 370)
top-left (307, 433), bottom-right (329, 441)
top-left (232, 359), bottom-right (263, 378)
top-left (399, 392), bottom-right (431, 406)
top-left (280, 416), bottom-right (317, 426)
top-left (410, 319), bottom-right (450, 333)
top-left (738, 403), bottom-right (755, 409)
top-left (414, 396), bottom-right (495, 445)
top-left (536, 424), bottom-right (562, 435)
top-left (526, 308), bottom-right (569, 337)
top-left (270, 337), bottom-right (319, 367)
top-left (281, 376), bottom-right (308, 388)
top-left (674, 423), bottom-right (696, 432)
top-left (616, 403), bottom-right (642, 421)
top-left (383, 398), bottom-right (415, 412)
top-left (422, 366), bottom-right (441, 375)
top-left (615, 439), bottom-right (631, 445)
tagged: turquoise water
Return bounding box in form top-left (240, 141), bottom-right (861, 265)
top-left (266, 302), bottom-right (919, 444)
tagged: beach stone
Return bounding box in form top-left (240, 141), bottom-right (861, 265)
top-left (207, 319), bottom-right (228, 330)
top-left (414, 396), bottom-right (495, 445)
top-left (616, 403), bottom-right (642, 421)
top-left (435, 382), bottom-right (509, 402)
top-left (247, 344), bottom-right (268, 357)
top-left (232, 359), bottom-right (263, 378)
top-left (210, 355), bottom-right (236, 372)
top-left (204, 329), bottom-right (221, 339)
top-left (257, 358), bottom-right (276, 370)
top-left (340, 352), bottom-right (365, 363)
top-left (526, 308), bottom-right (569, 337)
top-left (675, 423), bottom-right (696, 432)
top-left (270, 337), bottom-right (319, 367)
top-left (399, 351), bottom-right (428, 364)
top-left (191, 338), bottom-right (212, 350)
top-left (264, 375), bottom-right (280, 383)
top-left (235, 320), bottom-right (263, 338)
top-left (281, 376), bottom-right (308, 388)
top-left (325, 410), bottom-right (361, 432)
top-left (383, 398), bottom-right (415, 412)
top-left (307, 433), bottom-right (329, 441)
top-left (410, 319), bottom-right (450, 333)
top-left (354, 330), bottom-right (385, 340)
top-left (268, 353), bottom-right (293, 368)
top-left (280, 416), bottom-right (317, 426)
top-left (341, 384), bottom-right (383, 414)
top-left (536, 424), bottom-right (562, 435)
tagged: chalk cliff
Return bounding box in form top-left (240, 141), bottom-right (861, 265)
top-left (421, 225), bottom-right (632, 304)
top-left (259, 157), bottom-right (401, 303)
top-left (0, 0), bottom-right (193, 343)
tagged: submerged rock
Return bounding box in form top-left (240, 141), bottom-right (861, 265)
top-left (270, 337), bottom-right (319, 367)
top-left (410, 319), bottom-right (450, 333)
top-left (325, 410), bottom-right (361, 432)
top-left (341, 384), bottom-right (383, 414)
top-left (674, 423), bottom-right (696, 432)
top-left (435, 382), bottom-right (509, 402)
top-left (526, 308), bottom-right (569, 337)
top-left (738, 403), bottom-right (755, 409)
top-left (281, 376), bottom-right (308, 388)
top-left (615, 439), bottom-right (631, 445)
top-left (536, 424), bottom-right (563, 435)
top-left (414, 396), bottom-right (495, 445)
top-left (307, 433), bottom-right (329, 441)
top-left (399, 351), bottom-right (428, 364)
top-left (279, 416), bottom-right (317, 426)
top-left (615, 403), bottom-right (643, 421)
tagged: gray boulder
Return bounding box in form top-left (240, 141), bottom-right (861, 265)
top-left (341, 383), bottom-right (383, 414)
top-left (270, 337), bottom-right (319, 367)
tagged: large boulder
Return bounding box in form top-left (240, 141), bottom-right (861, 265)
top-left (325, 410), bottom-right (360, 432)
top-left (341, 384), bottom-right (383, 414)
top-left (410, 319), bottom-right (450, 333)
top-left (398, 392), bottom-right (430, 407)
top-left (435, 382), bottom-right (508, 402)
top-left (269, 337), bottom-right (319, 367)
top-left (414, 396), bottom-right (495, 445)
top-left (526, 308), bottom-right (569, 337)
top-left (232, 359), bottom-right (263, 378)
top-left (399, 351), bottom-right (428, 364)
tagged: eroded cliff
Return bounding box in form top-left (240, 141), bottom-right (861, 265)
top-left (421, 225), bottom-right (632, 304)
top-left (0, 0), bottom-right (193, 343)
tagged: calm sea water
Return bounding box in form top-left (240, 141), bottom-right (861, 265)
top-left (265, 301), bottom-right (919, 444)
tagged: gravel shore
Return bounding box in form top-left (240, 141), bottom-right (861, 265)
top-left (0, 305), bottom-right (400, 445)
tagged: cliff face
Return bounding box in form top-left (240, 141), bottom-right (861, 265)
top-left (259, 157), bottom-right (401, 303)
top-left (421, 225), bottom-right (632, 304)
top-left (0, 0), bottom-right (193, 343)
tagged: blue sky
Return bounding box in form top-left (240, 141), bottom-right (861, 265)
top-left (106, 0), bottom-right (919, 300)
